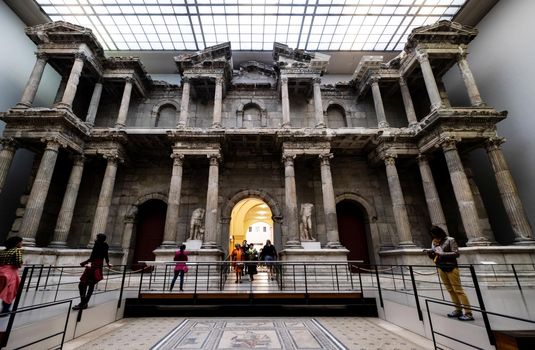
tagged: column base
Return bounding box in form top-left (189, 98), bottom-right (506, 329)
top-left (115, 122), bottom-right (125, 129)
top-left (315, 122), bottom-right (326, 128)
top-left (54, 102), bottom-right (72, 110)
top-left (473, 102), bottom-right (487, 108)
top-left (201, 241), bottom-right (220, 249)
top-left (281, 122), bottom-right (291, 128)
top-left (513, 237), bottom-right (535, 246)
top-left (14, 102), bottom-right (31, 109)
top-left (211, 122), bottom-right (222, 128)
top-left (325, 241), bottom-right (345, 249)
top-left (176, 122), bottom-right (186, 128)
top-left (397, 241), bottom-right (417, 248)
top-left (159, 241), bottom-right (178, 249)
top-left (466, 237), bottom-right (492, 247)
top-left (22, 237), bottom-right (36, 247)
top-left (48, 241), bottom-right (68, 248)
top-left (378, 121), bottom-right (390, 128)
top-left (284, 240), bottom-right (303, 249)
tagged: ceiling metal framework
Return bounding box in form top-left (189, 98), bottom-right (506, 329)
top-left (35, 0), bottom-right (467, 52)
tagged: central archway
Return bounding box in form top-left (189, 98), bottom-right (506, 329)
top-left (229, 198), bottom-right (273, 253)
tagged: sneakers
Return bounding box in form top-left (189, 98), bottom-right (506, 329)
top-left (458, 314), bottom-right (475, 321)
top-left (447, 310), bottom-right (463, 318)
top-left (72, 304), bottom-right (87, 310)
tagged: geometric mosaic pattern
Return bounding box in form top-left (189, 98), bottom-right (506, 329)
top-left (151, 318), bottom-right (347, 350)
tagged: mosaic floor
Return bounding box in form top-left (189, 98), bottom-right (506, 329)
top-left (65, 317), bottom-right (430, 350)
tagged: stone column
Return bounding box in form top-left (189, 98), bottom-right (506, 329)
top-left (89, 154), bottom-right (120, 245)
top-left (115, 77), bottom-right (133, 128)
top-left (417, 155), bottom-right (448, 233)
top-left (212, 77), bottom-right (223, 128)
top-left (399, 77), bottom-right (418, 127)
top-left (162, 154), bottom-right (184, 247)
top-left (85, 81), bottom-right (103, 126)
top-left (383, 154), bottom-right (415, 247)
top-left (436, 78), bottom-right (451, 108)
top-left (58, 52), bottom-right (85, 109)
top-left (0, 139), bottom-right (17, 193)
top-left (17, 53), bottom-right (48, 108)
top-left (281, 77), bottom-right (291, 128)
top-left (54, 77), bottom-right (68, 104)
top-left (440, 138), bottom-right (489, 246)
top-left (458, 51), bottom-right (484, 107)
top-left (313, 78), bottom-right (326, 128)
top-left (203, 154), bottom-right (220, 249)
top-left (416, 50), bottom-right (442, 110)
top-left (283, 154), bottom-right (301, 248)
top-left (178, 77), bottom-right (190, 127)
top-left (19, 139), bottom-right (62, 246)
top-left (319, 153), bottom-right (342, 248)
top-left (486, 138), bottom-right (534, 244)
top-left (49, 155), bottom-right (85, 248)
top-left (371, 76), bottom-right (389, 128)
top-left (121, 216), bottom-right (135, 250)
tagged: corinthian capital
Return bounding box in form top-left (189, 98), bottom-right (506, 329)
top-left (171, 153), bottom-right (185, 166)
top-left (281, 76), bottom-right (288, 85)
top-left (382, 153), bottom-right (397, 166)
top-left (35, 52), bottom-right (49, 61)
top-left (319, 153), bottom-right (333, 166)
top-left (439, 136), bottom-right (460, 151)
top-left (207, 153), bottom-right (220, 166)
top-left (0, 138), bottom-right (18, 150)
top-left (41, 136), bottom-right (66, 151)
top-left (312, 77), bottom-right (321, 85)
top-left (370, 75), bottom-right (380, 85)
top-left (74, 52), bottom-right (86, 61)
top-left (282, 153), bottom-right (296, 166)
top-left (215, 76), bottom-right (224, 85)
top-left (485, 136), bottom-right (506, 151)
top-left (416, 50), bottom-right (429, 62)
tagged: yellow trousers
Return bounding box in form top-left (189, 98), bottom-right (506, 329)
top-left (438, 267), bottom-right (472, 315)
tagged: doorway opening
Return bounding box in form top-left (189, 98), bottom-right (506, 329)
top-left (229, 198), bottom-right (273, 253)
top-left (336, 199), bottom-right (371, 266)
top-left (132, 199), bottom-right (167, 269)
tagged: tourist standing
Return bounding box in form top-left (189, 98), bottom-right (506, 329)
top-left (246, 243), bottom-right (258, 281)
top-left (260, 239), bottom-right (277, 280)
top-left (231, 243), bottom-right (245, 283)
top-left (170, 244), bottom-right (188, 292)
top-left (0, 236), bottom-right (23, 315)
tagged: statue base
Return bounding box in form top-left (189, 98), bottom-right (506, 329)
top-left (301, 241), bottom-right (321, 250)
top-left (184, 239), bottom-right (202, 250)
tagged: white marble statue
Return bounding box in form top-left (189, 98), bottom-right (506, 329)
top-left (299, 203), bottom-right (315, 241)
top-left (188, 208), bottom-right (205, 240)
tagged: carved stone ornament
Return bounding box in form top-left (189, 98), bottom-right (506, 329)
top-left (416, 50), bottom-right (429, 62)
top-left (382, 153), bottom-right (397, 166)
top-left (319, 153), bottom-right (333, 166)
top-left (485, 136), bottom-right (505, 151)
top-left (188, 208), bottom-right (206, 240)
top-left (439, 136), bottom-right (460, 151)
top-left (299, 203), bottom-right (315, 241)
top-left (282, 154), bottom-right (296, 166)
top-left (171, 153), bottom-right (185, 166)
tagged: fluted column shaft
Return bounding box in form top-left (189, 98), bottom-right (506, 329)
top-left (59, 53), bottom-right (85, 109)
top-left (115, 78), bottom-right (133, 128)
top-left (50, 156), bottom-right (85, 247)
top-left (319, 154), bottom-right (342, 248)
top-left (212, 77), bottom-right (223, 128)
top-left (19, 140), bottom-right (61, 246)
top-left (399, 77), bottom-right (418, 126)
top-left (281, 77), bottom-right (291, 128)
top-left (371, 77), bottom-right (389, 128)
top-left (203, 155), bottom-right (220, 249)
top-left (418, 155), bottom-right (447, 233)
top-left (486, 139), bottom-right (534, 244)
top-left (54, 77), bottom-right (68, 104)
top-left (458, 52), bottom-right (484, 107)
top-left (17, 53), bottom-right (48, 108)
top-left (441, 139), bottom-right (489, 246)
top-left (313, 78), bottom-right (325, 128)
top-left (162, 154), bottom-right (184, 247)
top-left (90, 155), bottom-right (119, 245)
top-left (85, 82), bottom-right (103, 126)
top-left (178, 77), bottom-right (190, 127)
top-left (384, 155), bottom-right (415, 247)
top-left (416, 51), bottom-right (442, 110)
top-left (283, 154), bottom-right (300, 247)
top-left (0, 139), bottom-right (17, 193)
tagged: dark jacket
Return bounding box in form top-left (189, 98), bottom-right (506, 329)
top-left (429, 236), bottom-right (459, 272)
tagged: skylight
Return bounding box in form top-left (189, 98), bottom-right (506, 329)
top-left (34, 0), bottom-right (467, 52)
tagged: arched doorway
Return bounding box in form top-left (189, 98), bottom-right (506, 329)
top-left (336, 199), bottom-right (370, 265)
top-left (229, 198), bottom-right (273, 253)
top-left (132, 199), bottom-right (167, 267)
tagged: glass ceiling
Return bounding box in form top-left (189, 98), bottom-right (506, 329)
top-left (35, 0), bottom-right (467, 52)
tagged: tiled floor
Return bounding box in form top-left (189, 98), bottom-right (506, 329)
top-left (64, 317), bottom-right (432, 350)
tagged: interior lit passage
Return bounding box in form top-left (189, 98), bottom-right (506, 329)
top-left (229, 198), bottom-right (273, 253)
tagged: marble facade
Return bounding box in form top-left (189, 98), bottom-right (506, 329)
top-left (0, 20), bottom-right (533, 266)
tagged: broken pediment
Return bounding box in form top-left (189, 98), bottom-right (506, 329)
top-left (175, 42), bottom-right (232, 74)
top-left (405, 20), bottom-right (478, 51)
top-left (273, 42), bottom-right (330, 74)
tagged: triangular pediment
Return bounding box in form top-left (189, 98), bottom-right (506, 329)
top-left (412, 20), bottom-right (477, 36)
top-left (175, 42), bottom-right (232, 73)
top-left (27, 21), bottom-right (91, 35)
top-left (405, 20), bottom-right (477, 51)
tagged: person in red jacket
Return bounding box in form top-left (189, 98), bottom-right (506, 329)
top-left (170, 244), bottom-right (188, 292)
top-left (0, 236), bottom-right (23, 315)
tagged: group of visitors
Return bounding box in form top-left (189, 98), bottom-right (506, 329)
top-left (231, 239), bottom-right (277, 283)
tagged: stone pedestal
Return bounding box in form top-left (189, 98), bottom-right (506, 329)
top-left (21, 247), bottom-right (124, 266)
top-left (153, 248), bottom-right (224, 263)
top-left (184, 239), bottom-right (202, 250)
top-left (279, 248), bottom-right (348, 263)
top-left (301, 241), bottom-right (321, 250)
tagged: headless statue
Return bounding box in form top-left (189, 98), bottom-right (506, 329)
top-left (299, 203), bottom-right (315, 241)
top-left (189, 208), bottom-right (205, 240)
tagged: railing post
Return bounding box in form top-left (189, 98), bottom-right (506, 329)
top-left (409, 266), bottom-right (423, 321)
top-left (26, 265), bottom-right (35, 292)
top-left (425, 299), bottom-right (438, 349)
top-left (375, 265), bottom-right (384, 308)
top-left (163, 264), bottom-right (168, 292)
top-left (511, 264), bottom-right (522, 291)
top-left (207, 264), bottom-right (211, 291)
top-left (1, 267), bottom-right (29, 347)
top-left (335, 264), bottom-right (340, 292)
top-left (470, 265), bottom-right (495, 345)
top-left (194, 264), bottom-right (199, 295)
top-left (391, 265), bottom-right (396, 291)
top-left (400, 266), bottom-right (407, 290)
top-left (436, 266), bottom-right (445, 300)
top-left (138, 268), bottom-right (145, 298)
top-left (348, 263), bottom-right (354, 290)
top-left (304, 264), bottom-right (308, 294)
top-left (43, 265), bottom-right (52, 290)
top-left (54, 267), bottom-right (64, 302)
top-left (35, 265), bottom-right (44, 291)
top-left (357, 265), bottom-right (363, 294)
top-left (117, 265), bottom-right (127, 309)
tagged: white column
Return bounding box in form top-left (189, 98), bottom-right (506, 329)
top-left (19, 139), bottom-right (62, 246)
top-left (162, 154), bottom-right (184, 247)
top-left (85, 81), bottom-right (103, 126)
top-left (416, 50), bottom-right (442, 110)
top-left (281, 77), bottom-right (291, 128)
top-left (178, 77), bottom-right (190, 127)
top-left (313, 78), bottom-right (326, 128)
top-left (58, 52), bottom-right (85, 109)
top-left (486, 138), bottom-right (534, 244)
top-left (371, 76), bottom-right (389, 128)
top-left (0, 139), bottom-right (17, 193)
top-left (399, 77), bottom-right (418, 127)
top-left (50, 156), bottom-right (85, 247)
top-left (202, 154), bottom-right (220, 248)
top-left (418, 155), bottom-right (448, 233)
top-left (441, 138), bottom-right (489, 246)
top-left (383, 154), bottom-right (415, 247)
top-left (89, 154), bottom-right (120, 245)
top-left (115, 77), bottom-right (133, 128)
top-left (17, 53), bottom-right (48, 108)
top-left (212, 77), bottom-right (223, 128)
top-left (319, 153), bottom-right (342, 248)
top-left (283, 154), bottom-right (301, 248)
top-left (457, 51), bottom-right (484, 107)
